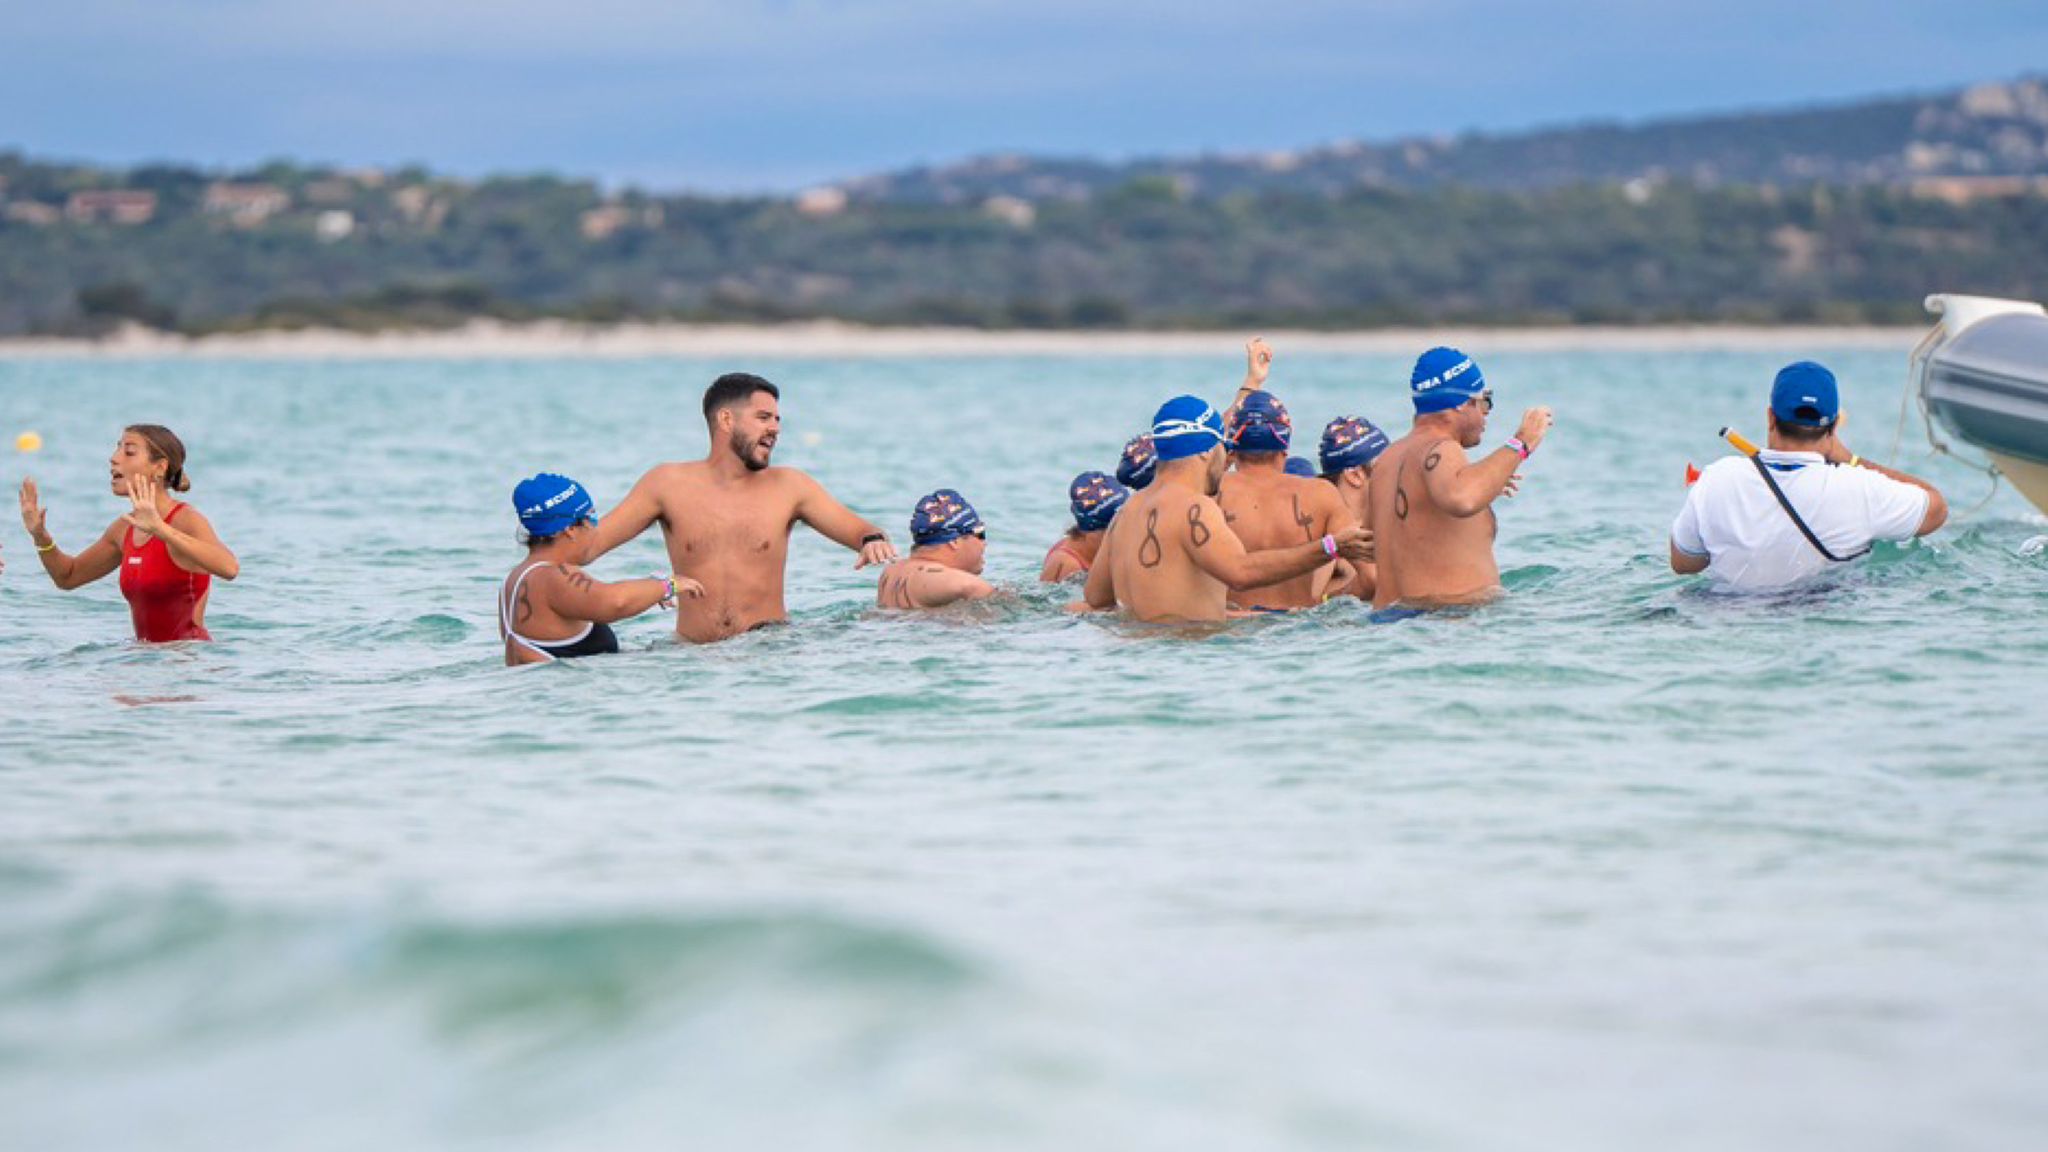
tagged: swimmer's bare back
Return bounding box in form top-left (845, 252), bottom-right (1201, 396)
top-left (1370, 436), bottom-right (1505, 609)
top-left (1217, 467), bottom-right (1354, 611)
top-left (1088, 483), bottom-right (1369, 624)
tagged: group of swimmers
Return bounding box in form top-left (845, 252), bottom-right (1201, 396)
top-left (488, 338), bottom-right (1558, 662)
top-left (866, 338), bottom-right (1551, 625)
top-left (7, 335), bottom-right (1947, 662)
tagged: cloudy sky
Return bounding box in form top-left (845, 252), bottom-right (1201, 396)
top-left (3, 1), bottom-right (2043, 191)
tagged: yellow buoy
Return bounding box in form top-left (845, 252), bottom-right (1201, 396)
top-left (15, 431), bottom-right (42, 453)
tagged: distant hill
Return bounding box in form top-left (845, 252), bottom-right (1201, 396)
top-left (841, 77), bottom-right (2048, 203)
top-left (2, 78), bottom-right (2045, 336)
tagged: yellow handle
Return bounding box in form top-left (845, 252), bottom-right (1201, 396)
top-left (1718, 426), bottom-right (1760, 457)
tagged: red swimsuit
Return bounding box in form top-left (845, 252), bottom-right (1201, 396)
top-left (1043, 539), bottom-right (1091, 576)
top-left (120, 503), bottom-right (212, 642)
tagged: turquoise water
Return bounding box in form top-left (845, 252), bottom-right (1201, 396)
top-left (2, 348), bottom-right (2045, 1151)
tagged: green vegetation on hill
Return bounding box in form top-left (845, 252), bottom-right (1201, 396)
top-left (3, 78), bottom-right (2046, 338)
top-left (855, 77), bottom-right (2048, 201)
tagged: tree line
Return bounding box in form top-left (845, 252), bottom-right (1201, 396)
top-left (2, 158), bottom-right (2043, 335)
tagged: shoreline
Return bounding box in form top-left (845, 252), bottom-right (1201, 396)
top-left (0, 319), bottom-right (1927, 360)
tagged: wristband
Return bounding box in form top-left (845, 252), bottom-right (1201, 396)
top-left (1504, 437), bottom-right (1531, 460)
top-left (859, 532), bottom-right (886, 547)
top-left (36, 538), bottom-right (56, 554)
top-left (1846, 455), bottom-right (1861, 469)
top-left (1321, 534), bottom-right (1338, 559)
top-left (650, 572), bottom-right (677, 607)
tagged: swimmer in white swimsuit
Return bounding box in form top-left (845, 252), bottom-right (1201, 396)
top-left (501, 473), bottom-right (703, 666)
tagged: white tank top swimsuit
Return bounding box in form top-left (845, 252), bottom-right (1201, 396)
top-left (500, 562), bottom-right (620, 661)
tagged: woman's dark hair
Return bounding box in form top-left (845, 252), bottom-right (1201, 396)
top-left (521, 514), bottom-right (596, 549)
top-left (702, 373), bottom-right (779, 423)
top-left (125, 424), bottom-right (190, 492)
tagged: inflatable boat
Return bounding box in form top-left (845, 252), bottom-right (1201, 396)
top-left (1915, 294), bottom-right (2048, 516)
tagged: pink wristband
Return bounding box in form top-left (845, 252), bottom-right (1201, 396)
top-left (1321, 534), bottom-right (1338, 559)
top-left (1505, 437), bottom-right (1531, 460)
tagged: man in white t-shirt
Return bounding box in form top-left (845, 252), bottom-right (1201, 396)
top-left (1670, 361), bottom-right (1947, 591)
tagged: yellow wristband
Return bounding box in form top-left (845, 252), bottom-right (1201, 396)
top-left (35, 539), bottom-right (56, 554)
top-left (1846, 455), bottom-right (1861, 469)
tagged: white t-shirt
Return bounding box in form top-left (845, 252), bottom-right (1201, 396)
top-left (1670, 450), bottom-right (1930, 590)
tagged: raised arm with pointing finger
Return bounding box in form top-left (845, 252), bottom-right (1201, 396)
top-left (1225, 336), bottom-right (1273, 426)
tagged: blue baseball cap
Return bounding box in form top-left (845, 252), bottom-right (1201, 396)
top-left (1069, 471), bottom-right (1129, 532)
top-left (1283, 456), bottom-right (1318, 478)
top-left (1319, 416), bottom-right (1391, 474)
top-left (1411, 346), bottom-right (1487, 414)
top-left (1227, 390), bottom-right (1293, 454)
top-left (1770, 361), bottom-right (1840, 428)
top-left (1117, 434), bottom-right (1157, 490)
top-left (1151, 395), bottom-right (1225, 461)
top-left (910, 489), bottom-right (985, 547)
top-left (513, 473), bottom-right (597, 537)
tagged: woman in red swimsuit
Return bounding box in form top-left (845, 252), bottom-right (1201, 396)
top-left (17, 425), bottom-right (240, 643)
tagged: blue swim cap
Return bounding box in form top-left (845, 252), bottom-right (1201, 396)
top-left (1117, 435), bottom-right (1157, 489)
top-left (1151, 395), bottom-right (1225, 461)
top-left (513, 473), bottom-right (597, 537)
top-left (1411, 346), bottom-right (1487, 414)
top-left (1228, 390), bottom-right (1293, 454)
top-left (1770, 361), bottom-right (1840, 428)
top-left (1283, 456), bottom-right (1318, 478)
top-left (910, 488), bottom-right (985, 547)
top-left (1319, 415), bottom-right (1391, 474)
top-left (1069, 471), bottom-right (1129, 532)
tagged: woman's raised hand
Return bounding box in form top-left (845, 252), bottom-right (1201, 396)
top-left (123, 474), bottom-right (165, 535)
top-left (18, 478), bottom-right (48, 540)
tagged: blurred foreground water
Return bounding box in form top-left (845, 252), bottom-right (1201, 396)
top-left (2, 347), bottom-right (2045, 1151)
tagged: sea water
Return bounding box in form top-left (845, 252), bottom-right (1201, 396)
top-left (1, 347), bottom-right (2044, 1151)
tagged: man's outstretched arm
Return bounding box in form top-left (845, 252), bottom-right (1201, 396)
top-left (583, 469), bottom-right (667, 562)
top-left (1182, 497), bottom-right (1373, 590)
top-left (793, 473), bottom-right (898, 568)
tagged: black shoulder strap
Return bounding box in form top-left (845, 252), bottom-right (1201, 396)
top-left (1746, 455), bottom-right (1869, 563)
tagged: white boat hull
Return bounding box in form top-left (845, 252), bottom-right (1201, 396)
top-left (1917, 294), bottom-right (2048, 517)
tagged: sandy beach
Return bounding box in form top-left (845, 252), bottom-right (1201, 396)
top-left (0, 319), bottom-right (1926, 360)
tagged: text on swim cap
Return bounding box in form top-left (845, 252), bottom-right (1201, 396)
top-left (1415, 358), bottom-right (1476, 391)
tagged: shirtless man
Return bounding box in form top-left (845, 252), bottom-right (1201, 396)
top-left (1084, 395), bottom-right (1373, 623)
top-left (1317, 415), bottom-right (1392, 602)
top-left (587, 372), bottom-right (898, 642)
top-left (1369, 347), bottom-right (1552, 610)
top-left (876, 489), bottom-right (997, 609)
top-left (1216, 388), bottom-right (1356, 611)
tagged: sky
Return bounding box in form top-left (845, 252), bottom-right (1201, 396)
top-left (3, 1), bottom-right (2044, 193)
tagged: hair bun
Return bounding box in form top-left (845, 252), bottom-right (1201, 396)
top-left (169, 471), bottom-right (191, 492)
